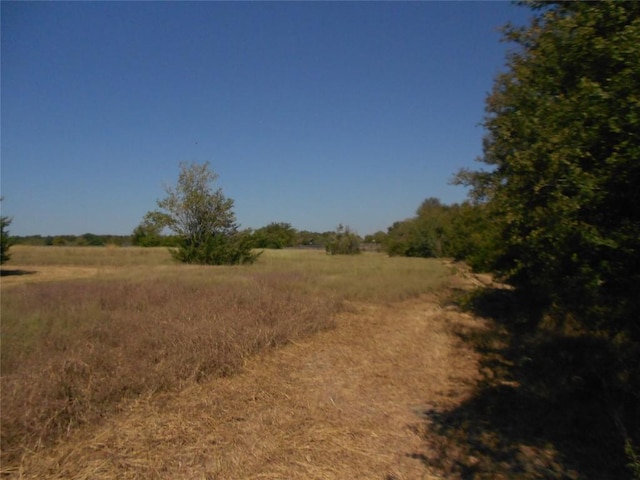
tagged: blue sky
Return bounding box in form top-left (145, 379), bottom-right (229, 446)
top-left (1, 1), bottom-right (531, 237)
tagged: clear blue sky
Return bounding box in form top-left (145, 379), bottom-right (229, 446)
top-left (1, 1), bottom-right (531, 237)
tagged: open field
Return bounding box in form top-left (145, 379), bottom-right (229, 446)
top-left (0, 246), bottom-right (453, 473)
top-left (2, 247), bottom-right (624, 478)
top-left (1, 246), bottom-right (451, 302)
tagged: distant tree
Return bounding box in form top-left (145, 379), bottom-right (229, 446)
top-left (326, 224), bottom-right (361, 255)
top-left (384, 198), bottom-right (456, 258)
top-left (364, 231), bottom-right (387, 245)
top-left (144, 162), bottom-right (259, 265)
top-left (385, 219), bottom-right (432, 257)
top-left (52, 237), bottom-right (67, 246)
top-left (447, 202), bottom-right (498, 271)
top-left (296, 230), bottom-right (332, 248)
top-left (1, 198), bottom-right (12, 264)
top-left (79, 233), bottom-right (105, 247)
top-left (252, 222), bottom-right (297, 249)
top-left (132, 211), bottom-right (172, 247)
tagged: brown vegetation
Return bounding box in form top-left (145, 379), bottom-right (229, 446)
top-left (4, 248), bottom-right (626, 478)
top-left (1, 247), bottom-right (451, 474)
top-left (1, 272), bottom-right (338, 465)
top-left (2, 289), bottom-right (481, 479)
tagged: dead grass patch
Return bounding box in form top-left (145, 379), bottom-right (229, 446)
top-left (1, 248), bottom-right (456, 475)
top-left (3, 295), bottom-right (481, 479)
top-left (1, 272), bottom-right (338, 465)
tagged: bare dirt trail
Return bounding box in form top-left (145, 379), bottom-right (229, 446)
top-left (12, 285), bottom-right (486, 479)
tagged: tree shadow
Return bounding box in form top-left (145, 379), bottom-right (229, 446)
top-left (415, 288), bottom-right (637, 479)
top-left (0, 268), bottom-right (37, 277)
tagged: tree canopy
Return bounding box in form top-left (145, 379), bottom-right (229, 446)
top-left (456, 0), bottom-right (640, 335)
top-left (251, 222), bottom-right (297, 249)
top-left (452, 2), bottom-right (640, 467)
top-left (144, 162), bottom-right (259, 265)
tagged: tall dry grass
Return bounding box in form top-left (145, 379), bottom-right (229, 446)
top-left (6, 245), bottom-right (174, 266)
top-left (1, 272), bottom-right (337, 463)
top-left (1, 247), bottom-right (453, 465)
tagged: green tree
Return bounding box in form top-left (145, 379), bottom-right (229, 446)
top-left (132, 211), bottom-right (172, 247)
top-left (1, 198), bottom-right (12, 264)
top-left (252, 222), bottom-right (297, 249)
top-left (364, 231), bottom-right (387, 245)
top-left (385, 218), bottom-right (434, 257)
top-left (384, 198), bottom-right (456, 258)
top-left (145, 162), bottom-right (260, 265)
top-left (326, 224), bottom-right (361, 255)
top-left (457, 1), bottom-right (640, 334)
top-left (455, 4), bottom-right (640, 455)
top-left (447, 202), bottom-right (498, 272)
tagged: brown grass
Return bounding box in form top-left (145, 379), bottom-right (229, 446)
top-left (1, 247), bottom-right (453, 471)
top-left (1, 272), bottom-right (338, 464)
top-left (2, 294), bottom-right (481, 479)
top-left (4, 245), bottom-right (174, 267)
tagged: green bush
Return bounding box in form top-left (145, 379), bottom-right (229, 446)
top-left (171, 230), bottom-right (260, 265)
top-left (141, 162), bottom-right (260, 265)
top-left (252, 222), bottom-right (297, 249)
top-left (325, 225), bottom-right (361, 255)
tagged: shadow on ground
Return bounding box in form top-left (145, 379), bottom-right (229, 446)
top-left (0, 269), bottom-right (37, 277)
top-left (415, 287), bottom-right (638, 480)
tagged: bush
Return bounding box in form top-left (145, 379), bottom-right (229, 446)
top-left (141, 162), bottom-right (259, 265)
top-left (325, 225), bottom-right (361, 255)
top-left (1, 198), bottom-right (12, 264)
top-left (171, 230), bottom-right (260, 265)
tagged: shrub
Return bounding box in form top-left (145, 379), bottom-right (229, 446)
top-left (325, 225), bottom-right (361, 255)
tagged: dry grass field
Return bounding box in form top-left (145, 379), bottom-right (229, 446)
top-left (1, 246), bottom-right (457, 476)
top-left (2, 247), bottom-right (616, 478)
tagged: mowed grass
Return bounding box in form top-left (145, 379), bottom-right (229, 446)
top-left (1, 246), bottom-right (452, 465)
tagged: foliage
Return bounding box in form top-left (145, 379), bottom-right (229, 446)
top-left (252, 222), bottom-right (297, 249)
top-left (325, 224), bottom-right (361, 255)
top-left (132, 211), bottom-right (174, 247)
top-left (171, 228), bottom-right (258, 265)
top-left (296, 230), bottom-right (333, 248)
top-left (76, 233), bottom-right (105, 247)
top-left (456, 0), bottom-right (640, 332)
top-left (1, 198), bottom-right (12, 264)
top-left (447, 202), bottom-right (500, 271)
top-left (12, 234), bottom-right (133, 247)
top-left (626, 439), bottom-right (640, 480)
top-left (455, 0), bottom-right (640, 461)
top-left (363, 231), bottom-right (387, 245)
top-left (384, 197), bottom-right (460, 259)
top-left (385, 219), bottom-right (434, 257)
top-left (145, 162), bottom-right (260, 265)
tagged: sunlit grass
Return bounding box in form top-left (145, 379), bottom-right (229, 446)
top-left (5, 246), bottom-right (452, 303)
top-left (1, 246), bottom-right (454, 463)
top-left (7, 245), bottom-right (175, 266)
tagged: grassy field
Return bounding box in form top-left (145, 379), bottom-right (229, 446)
top-left (0, 246), bottom-right (453, 465)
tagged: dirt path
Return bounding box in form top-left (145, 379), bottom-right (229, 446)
top-left (12, 290), bottom-right (485, 479)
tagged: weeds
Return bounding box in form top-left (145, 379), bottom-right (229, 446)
top-left (1, 248), bottom-right (452, 466)
top-left (0, 272), bottom-right (337, 463)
